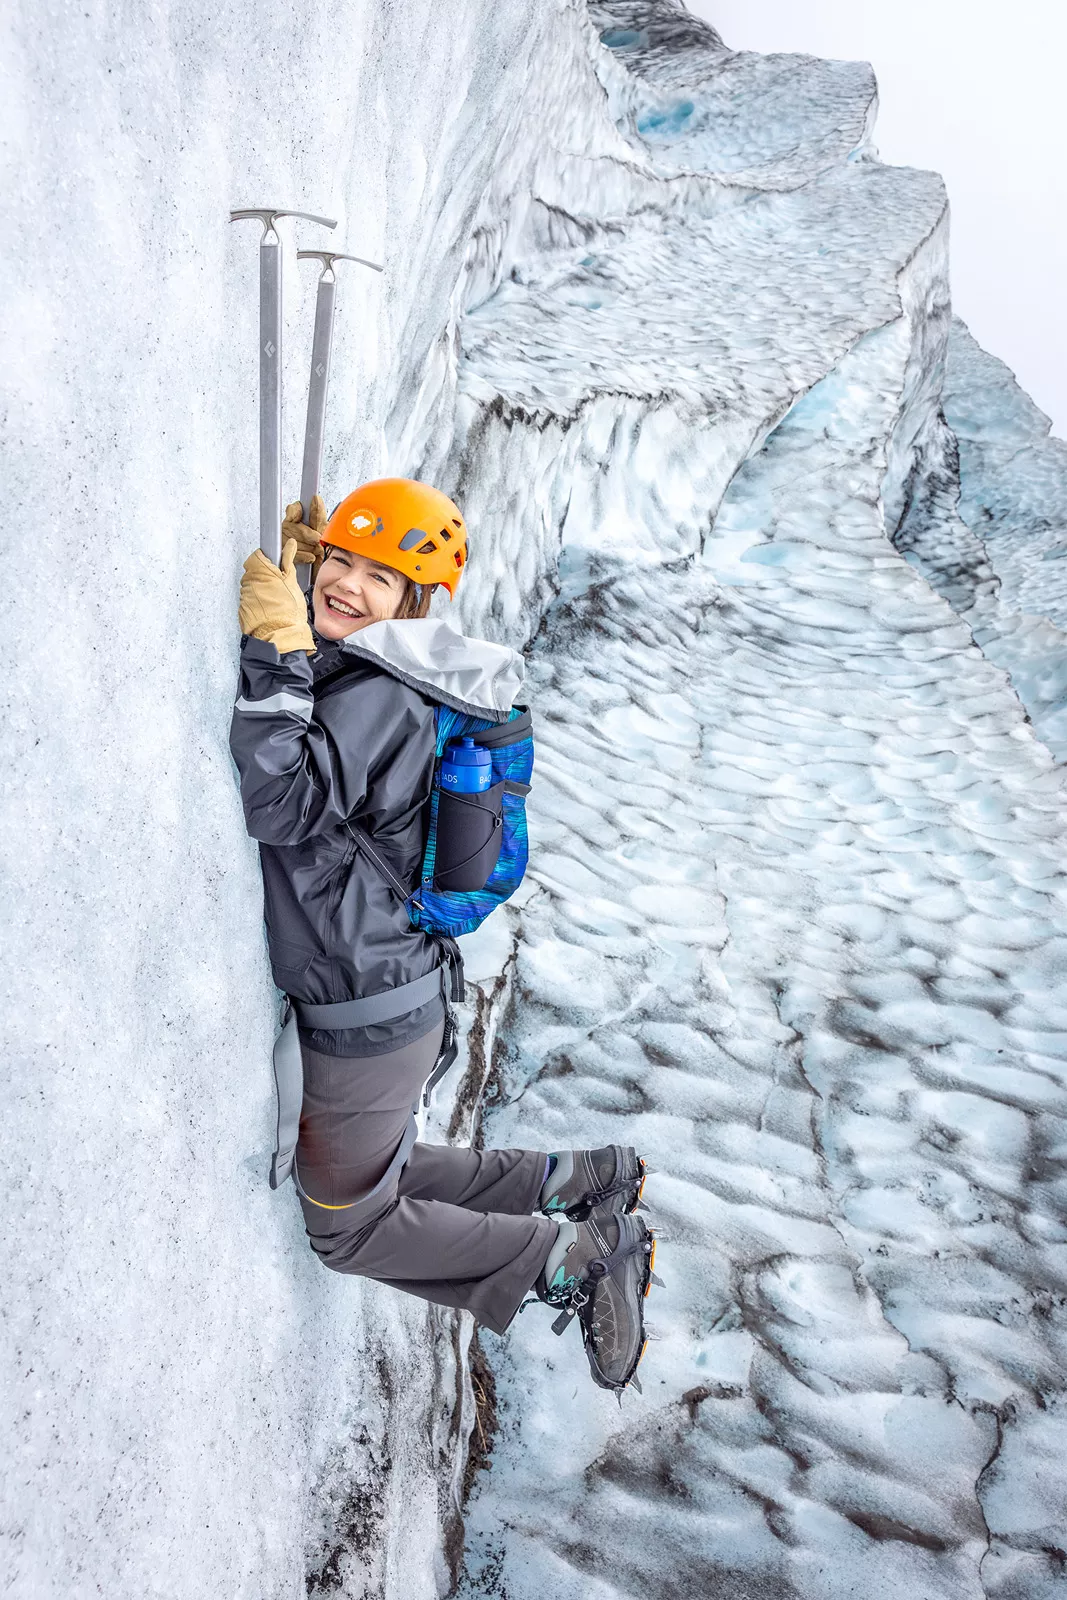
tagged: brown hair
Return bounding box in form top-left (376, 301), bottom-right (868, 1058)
top-left (395, 577), bottom-right (434, 619)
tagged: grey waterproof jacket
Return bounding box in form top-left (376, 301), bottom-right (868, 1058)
top-left (229, 616), bottom-right (524, 1056)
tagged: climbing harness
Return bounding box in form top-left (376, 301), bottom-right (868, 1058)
top-left (268, 947), bottom-right (464, 1193)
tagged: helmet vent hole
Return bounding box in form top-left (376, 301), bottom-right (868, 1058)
top-left (452, 518), bottom-right (462, 528)
top-left (439, 526), bottom-right (452, 541)
top-left (416, 540), bottom-right (437, 555)
top-left (454, 549), bottom-right (464, 567)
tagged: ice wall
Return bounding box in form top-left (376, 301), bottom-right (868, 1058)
top-left (0, 1), bottom-right (599, 1594)
top-left (895, 319), bottom-right (1067, 758)
top-left (5, 0), bottom-right (1067, 1596)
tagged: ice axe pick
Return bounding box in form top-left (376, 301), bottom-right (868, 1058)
top-left (229, 207), bottom-right (337, 562)
top-left (296, 248), bottom-right (384, 590)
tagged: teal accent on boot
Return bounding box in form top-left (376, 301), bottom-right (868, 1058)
top-left (540, 1154), bottom-right (566, 1209)
top-left (541, 1220), bottom-right (579, 1297)
top-left (538, 1145), bottom-right (644, 1222)
top-left (539, 1150), bottom-right (576, 1214)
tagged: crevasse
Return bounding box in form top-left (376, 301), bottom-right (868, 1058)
top-left (4, 1), bottom-right (1066, 1597)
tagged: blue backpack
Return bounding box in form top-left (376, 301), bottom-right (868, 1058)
top-left (350, 704), bottom-right (533, 939)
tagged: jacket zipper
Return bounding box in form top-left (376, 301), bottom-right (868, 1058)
top-left (325, 834), bottom-right (357, 946)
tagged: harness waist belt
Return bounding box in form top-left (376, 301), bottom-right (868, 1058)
top-left (292, 965), bottom-right (445, 1029)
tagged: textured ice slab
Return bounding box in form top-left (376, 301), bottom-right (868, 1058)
top-left (589, 0), bottom-right (876, 187)
top-left (451, 4), bottom-right (1067, 1597)
top-left (946, 324), bottom-right (1067, 755)
top-left (458, 327), bottom-right (1067, 1600)
top-left (452, 158), bottom-right (946, 647)
top-left (889, 314), bottom-right (1067, 759)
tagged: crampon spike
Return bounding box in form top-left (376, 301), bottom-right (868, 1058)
top-left (626, 1336), bottom-right (650, 1395)
top-left (644, 1238), bottom-right (658, 1296)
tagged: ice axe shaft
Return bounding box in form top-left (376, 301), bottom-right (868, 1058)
top-left (297, 249), bottom-right (384, 588)
top-left (258, 241), bottom-right (282, 564)
top-left (229, 208), bottom-right (337, 562)
top-left (298, 268), bottom-right (337, 518)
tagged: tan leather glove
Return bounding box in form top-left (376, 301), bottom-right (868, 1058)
top-left (239, 538), bottom-right (315, 654)
top-left (281, 494), bottom-right (327, 574)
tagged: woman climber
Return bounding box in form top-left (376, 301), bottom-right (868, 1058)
top-left (229, 478), bottom-right (659, 1392)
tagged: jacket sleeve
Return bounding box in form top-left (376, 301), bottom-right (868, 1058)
top-left (228, 637), bottom-right (367, 846)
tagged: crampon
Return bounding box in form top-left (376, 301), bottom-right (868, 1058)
top-left (539, 1212), bottom-right (663, 1395)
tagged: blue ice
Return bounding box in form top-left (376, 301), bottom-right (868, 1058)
top-left (600, 29), bottom-right (646, 51)
top-left (637, 100), bottom-right (697, 138)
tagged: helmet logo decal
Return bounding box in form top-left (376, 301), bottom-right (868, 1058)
top-left (350, 510), bottom-right (384, 536)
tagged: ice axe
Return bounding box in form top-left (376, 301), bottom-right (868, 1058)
top-left (296, 248), bottom-right (384, 590)
top-left (229, 207), bottom-right (337, 563)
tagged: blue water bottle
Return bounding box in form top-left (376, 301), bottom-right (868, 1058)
top-left (440, 737), bottom-right (492, 794)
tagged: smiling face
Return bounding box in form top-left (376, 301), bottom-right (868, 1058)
top-left (312, 546), bottom-right (411, 639)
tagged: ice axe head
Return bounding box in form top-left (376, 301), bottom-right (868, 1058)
top-left (297, 249), bottom-right (384, 279)
top-left (229, 207), bottom-right (338, 242)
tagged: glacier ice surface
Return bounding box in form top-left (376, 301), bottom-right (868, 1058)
top-left (448, 5), bottom-right (1067, 1598)
top-left (4, 0), bottom-right (1067, 1594)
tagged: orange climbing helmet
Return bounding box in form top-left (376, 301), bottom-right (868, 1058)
top-left (322, 478), bottom-right (468, 599)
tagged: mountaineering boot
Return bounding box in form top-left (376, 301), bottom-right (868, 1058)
top-left (539, 1146), bottom-right (648, 1222)
top-left (537, 1213), bottom-right (662, 1393)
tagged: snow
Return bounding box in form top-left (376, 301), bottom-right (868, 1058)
top-left (5, 0), bottom-right (1067, 1593)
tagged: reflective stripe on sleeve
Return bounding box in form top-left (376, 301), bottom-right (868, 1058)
top-left (234, 691), bottom-right (313, 721)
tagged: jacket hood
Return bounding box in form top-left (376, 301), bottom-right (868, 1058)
top-left (338, 617), bottom-right (524, 722)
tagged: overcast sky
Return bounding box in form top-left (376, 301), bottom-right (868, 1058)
top-left (686, 1), bottom-right (1066, 437)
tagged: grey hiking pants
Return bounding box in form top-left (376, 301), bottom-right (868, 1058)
top-left (294, 1021), bottom-right (558, 1335)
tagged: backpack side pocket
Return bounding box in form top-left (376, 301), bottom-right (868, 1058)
top-left (433, 781), bottom-right (505, 891)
